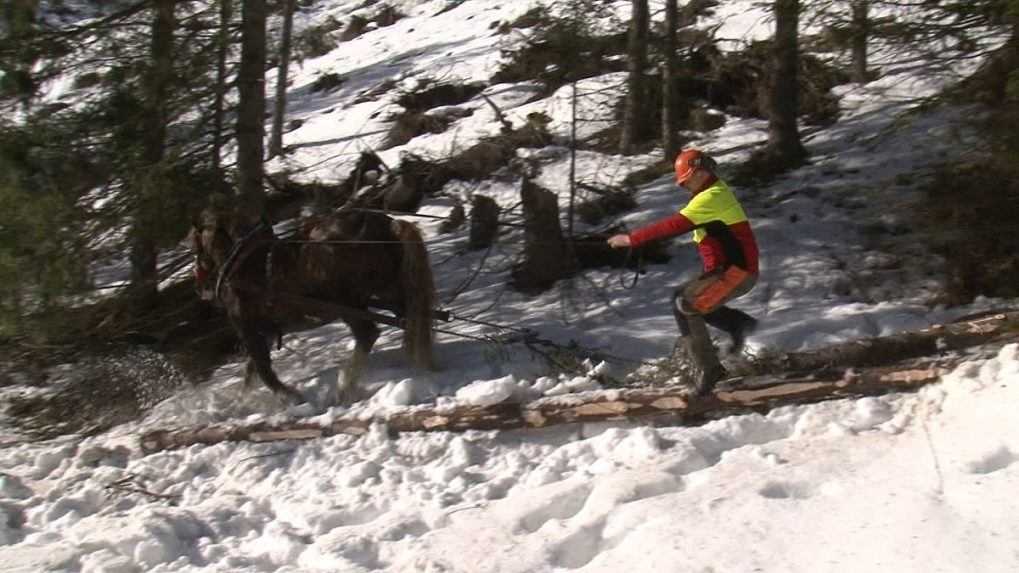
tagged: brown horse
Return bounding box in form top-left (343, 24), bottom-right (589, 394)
top-left (188, 207), bottom-right (436, 404)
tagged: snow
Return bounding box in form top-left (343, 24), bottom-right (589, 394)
top-left (454, 375), bottom-right (518, 406)
top-left (2, 0), bottom-right (1018, 571)
top-left (3, 350), bottom-right (1018, 571)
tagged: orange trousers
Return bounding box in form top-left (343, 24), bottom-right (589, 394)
top-left (670, 266), bottom-right (757, 392)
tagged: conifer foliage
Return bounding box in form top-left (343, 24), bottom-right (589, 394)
top-left (0, 0), bottom-right (241, 339)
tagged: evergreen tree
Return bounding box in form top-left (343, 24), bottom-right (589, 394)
top-left (269, 0), bottom-right (297, 159)
top-left (620, 0), bottom-right (650, 154)
top-left (850, 0), bottom-right (870, 83)
top-left (213, 0), bottom-right (235, 171)
top-left (236, 0), bottom-right (268, 225)
top-left (129, 0), bottom-right (177, 310)
top-left (661, 0), bottom-right (680, 160)
top-left (0, 122), bottom-right (91, 339)
top-left (0, 1), bottom-right (233, 339)
top-left (765, 0), bottom-right (808, 168)
top-left (0, 0), bottom-right (39, 105)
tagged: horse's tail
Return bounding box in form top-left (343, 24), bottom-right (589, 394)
top-left (392, 219), bottom-right (435, 369)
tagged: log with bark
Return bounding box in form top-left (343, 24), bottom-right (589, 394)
top-left (138, 360), bottom-right (950, 454)
top-left (764, 310), bottom-right (1019, 376)
top-left (139, 311), bottom-right (1019, 454)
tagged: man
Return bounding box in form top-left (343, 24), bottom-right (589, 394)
top-left (608, 149), bottom-right (759, 394)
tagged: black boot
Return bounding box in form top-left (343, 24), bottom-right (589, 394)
top-left (705, 306), bottom-right (757, 355)
top-left (672, 314), bottom-right (725, 395)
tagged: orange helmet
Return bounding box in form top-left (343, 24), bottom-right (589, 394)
top-left (674, 149), bottom-right (715, 185)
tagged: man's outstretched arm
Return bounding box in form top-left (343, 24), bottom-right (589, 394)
top-left (608, 213), bottom-right (695, 249)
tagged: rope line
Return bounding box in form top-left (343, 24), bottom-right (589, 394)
top-left (269, 238), bottom-right (615, 247)
top-left (619, 247), bottom-right (646, 290)
top-left (438, 310), bottom-right (661, 369)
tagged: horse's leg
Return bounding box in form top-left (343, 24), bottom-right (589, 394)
top-left (337, 317), bottom-right (379, 405)
top-left (235, 317), bottom-right (304, 404)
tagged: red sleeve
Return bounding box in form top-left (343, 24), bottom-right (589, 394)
top-left (628, 213), bottom-right (695, 247)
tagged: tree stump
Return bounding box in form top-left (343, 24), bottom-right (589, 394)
top-left (382, 175), bottom-right (423, 213)
top-left (510, 177), bottom-right (575, 291)
top-left (468, 195), bottom-right (499, 248)
top-left (439, 200), bottom-right (466, 234)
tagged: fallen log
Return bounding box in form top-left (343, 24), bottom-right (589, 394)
top-left (138, 353), bottom-right (963, 454)
top-left (768, 310), bottom-right (1019, 375)
top-left (138, 312), bottom-right (1019, 454)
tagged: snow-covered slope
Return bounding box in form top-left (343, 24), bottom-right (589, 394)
top-left (1, 0), bottom-right (1017, 571)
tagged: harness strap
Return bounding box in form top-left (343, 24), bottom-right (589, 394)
top-left (214, 218), bottom-right (273, 302)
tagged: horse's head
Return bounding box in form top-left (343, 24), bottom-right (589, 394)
top-left (187, 209), bottom-right (234, 301)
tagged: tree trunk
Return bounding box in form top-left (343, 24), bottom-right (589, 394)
top-left (662, 0), bottom-right (680, 161)
top-left (268, 0), bottom-right (296, 159)
top-left (212, 0), bottom-right (233, 171)
top-left (766, 0), bottom-right (807, 166)
top-left (510, 177), bottom-right (574, 291)
top-left (144, 1), bottom-right (174, 158)
top-left (236, 0), bottom-right (268, 225)
top-left (468, 194), bottom-right (500, 250)
top-left (769, 310), bottom-right (1019, 374)
top-left (851, 0), bottom-right (870, 84)
top-left (129, 0), bottom-right (175, 309)
top-left (619, 0), bottom-right (650, 154)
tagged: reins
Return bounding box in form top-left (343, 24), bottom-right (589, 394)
top-left (214, 218), bottom-right (273, 303)
top-left (619, 247), bottom-right (645, 290)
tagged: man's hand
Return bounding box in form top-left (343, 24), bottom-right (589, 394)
top-left (607, 234), bottom-right (632, 249)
